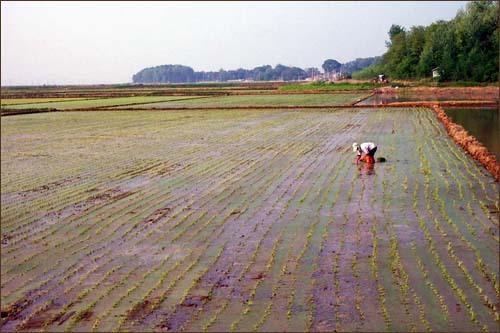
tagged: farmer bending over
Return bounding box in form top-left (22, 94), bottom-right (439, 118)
top-left (353, 142), bottom-right (377, 164)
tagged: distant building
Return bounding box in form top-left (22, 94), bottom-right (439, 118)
top-left (313, 73), bottom-right (325, 81)
top-left (432, 67), bottom-right (441, 78)
top-left (331, 72), bottom-right (343, 81)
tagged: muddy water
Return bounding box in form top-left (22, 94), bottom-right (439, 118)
top-left (443, 107), bottom-right (499, 160)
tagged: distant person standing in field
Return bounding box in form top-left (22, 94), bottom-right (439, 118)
top-left (353, 142), bottom-right (377, 164)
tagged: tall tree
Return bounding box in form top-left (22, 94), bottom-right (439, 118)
top-left (358, 1), bottom-right (498, 82)
top-left (322, 59), bottom-right (342, 74)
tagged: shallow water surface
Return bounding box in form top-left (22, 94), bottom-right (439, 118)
top-left (357, 92), bottom-right (499, 105)
top-left (444, 107), bottom-right (499, 159)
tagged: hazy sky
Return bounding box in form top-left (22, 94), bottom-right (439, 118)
top-left (1, 1), bottom-right (467, 85)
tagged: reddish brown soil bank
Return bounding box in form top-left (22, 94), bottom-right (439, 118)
top-left (432, 104), bottom-right (499, 181)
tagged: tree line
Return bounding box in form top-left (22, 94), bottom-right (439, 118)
top-left (354, 0), bottom-right (498, 82)
top-left (132, 56), bottom-right (380, 84)
top-left (132, 64), bottom-right (309, 83)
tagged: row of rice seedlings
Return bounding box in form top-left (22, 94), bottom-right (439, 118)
top-left (352, 175), bottom-right (368, 329)
top-left (407, 149), bottom-right (457, 331)
top-left (139, 139), bottom-right (293, 249)
top-left (0, 107), bottom-right (270, 196)
top-left (478, 201), bottom-right (499, 228)
top-left (1, 110), bottom-right (324, 310)
top-left (248, 137), bottom-right (346, 331)
top-left (91, 210), bottom-right (232, 331)
top-left (125, 130), bottom-right (280, 239)
top-left (181, 256), bottom-right (238, 332)
top-left (390, 111), bottom-right (448, 332)
top-left (418, 114), bottom-right (488, 314)
top-left (1, 136), bottom-right (166, 217)
top-left (1, 116), bottom-right (256, 324)
top-left (62, 264), bottom-right (127, 331)
top-left (2, 187), bottom-right (163, 291)
top-left (0, 148), bottom-right (100, 192)
top-left (116, 242), bottom-right (227, 332)
top-left (2, 184), bottom-right (149, 294)
top-left (380, 141), bottom-right (421, 331)
top-left (113, 167), bottom-right (287, 330)
top-left (420, 117), bottom-right (500, 302)
top-left (424, 142), bottom-right (498, 322)
top-left (229, 126), bottom-right (340, 331)
top-left (433, 187), bottom-right (499, 299)
top-left (7, 250), bottom-right (116, 326)
top-left (307, 151), bottom-right (353, 331)
top-left (0, 112), bottom-right (296, 316)
top-left (330, 178), bottom-right (356, 330)
top-left (190, 161), bottom-right (311, 330)
top-left (425, 109), bottom-right (499, 229)
top-left (136, 118), bottom-right (325, 255)
top-left (444, 136), bottom-right (499, 206)
top-left (14, 299), bottom-right (54, 330)
top-left (2, 109), bottom-right (270, 236)
top-left (90, 253), bottom-right (189, 330)
top-left (415, 140), bottom-right (485, 330)
top-left (251, 245), bottom-right (294, 332)
top-left (166, 191), bottom-right (263, 331)
top-left (416, 214), bottom-right (486, 330)
top-left (370, 214), bottom-right (392, 329)
top-left (410, 238), bottom-right (453, 326)
top-left (66, 264), bottom-right (143, 331)
top-left (187, 140), bottom-right (322, 331)
top-left (427, 135), bottom-right (498, 244)
top-left (285, 120), bottom-right (366, 331)
top-left (45, 261), bottom-right (138, 330)
top-left (466, 201), bottom-right (499, 242)
top-left (5, 245), bottom-right (114, 312)
top-left (0, 158), bottom-right (156, 227)
top-left (444, 237), bottom-right (499, 322)
top-left (4, 130), bottom-right (270, 280)
top-left (226, 117), bottom-right (349, 330)
top-left (229, 228), bottom-right (286, 331)
top-left (91, 115), bottom-right (326, 328)
top-left (189, 175), bottom-right (298, 331)
top-left (1, 160), bottom-right (167, 261)
top-left (394, 136), bottom-right (435, 332)
top-left (350, 107), bottom-right (392, 331)
top-left (89, 173), bottom-right (290, 328)
top-left (424, 107), bottom-right (498, 203)
top-left (389, 226), bottom-right (429, 332)
top-left (123, 113), bottom-right (322, 247)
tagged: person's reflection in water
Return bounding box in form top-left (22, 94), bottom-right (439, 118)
top-left (357, 160), bottom-right (375, 176)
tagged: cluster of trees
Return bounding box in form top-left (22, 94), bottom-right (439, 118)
top-left (132, 57), bottom-right (380, 84)
top-left (354, 1), bottom-right (498, 82)
top-left (340, 56), bottom-right (381, 76)
top-left (132, 64), bottom-right (309, 83)
top-left (320, 57), bottom-right (382, 79)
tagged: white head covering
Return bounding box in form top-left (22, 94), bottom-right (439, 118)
top-left (352, 142), bottom-right (359, 152)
